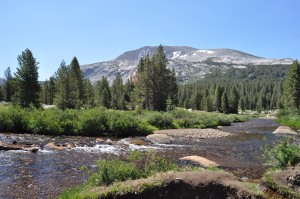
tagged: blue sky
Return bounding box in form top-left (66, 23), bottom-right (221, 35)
top-left (0, 0), bottom-right (299, 80)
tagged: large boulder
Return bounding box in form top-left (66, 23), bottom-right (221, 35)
top-left (179, 156), bottom-right (219, 168)
top-left (273, 126), bottom-right (298, 135)
top-left (146, 134), bottom-right (173, 144)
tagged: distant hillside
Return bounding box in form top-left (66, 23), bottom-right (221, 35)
top-left (81, 46), bottom-right (293, 84)
top-left (0, 77), bottom-right (5, 86)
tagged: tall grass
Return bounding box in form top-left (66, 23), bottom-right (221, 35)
top-left (276, 109), bottom-right (300, 129)
top-left (58, 151), bottom-right (195, 199)
top-left (0, 106), bottom-right (249, 136)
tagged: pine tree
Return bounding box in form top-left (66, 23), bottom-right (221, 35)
top-left (214, 84), bottom-right (222, 112)
top-left (54, 60), bottom-right (74, 109)
top-left (133, 45), bottom-right (178, 111)
top-left (95, 76), bottom-right (111, 108)
top-left (221, 92), bottom-right (229, 114)
top-left (14, 49), bottom-right (41, 107)
top-left (4, 67), bottom-right (13, 101)
top-left (283, 60), bottom-right (300, 108)
top-left (85, 78), bottom-right (94, 108)
top-left (229, 87), bottom-right (239, 113)
top-left (111, 72), bottom-right (125, 109)
top-left (70, 57), bottom-right (85, 108)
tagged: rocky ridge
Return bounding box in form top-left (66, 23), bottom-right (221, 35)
top-left (81, 46), bottom-right (293, 84)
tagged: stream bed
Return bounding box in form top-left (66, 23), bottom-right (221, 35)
top-left (0, 118), bottom-right (281, 198)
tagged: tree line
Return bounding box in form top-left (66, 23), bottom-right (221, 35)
top-left (1, 47), bottom-right (299, 112)
top-left (178, 60), bottom-right (300, 112)
top-left (0, 45), bottom-right (178, 111)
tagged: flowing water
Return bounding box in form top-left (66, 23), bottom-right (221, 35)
top-left (0, 118), bottom-right (282, 198)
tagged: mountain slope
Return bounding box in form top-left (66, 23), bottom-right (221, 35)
top-left (81, 46), bottom-right (293, 84)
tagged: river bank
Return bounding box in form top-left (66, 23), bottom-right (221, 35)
top-left (0, 117), bottom-right (285, 198)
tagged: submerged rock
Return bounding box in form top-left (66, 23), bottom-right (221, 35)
top-left (146, 134), bottom-right (173, 144)
top-left (45, 142), bottom-right (65, 150)
top-left (0, 141), bottom-right (39, 153)
top-left (272, 126), bottom-right (298, 135)
top-left (179, 155), bottom-right (219, 168)
top-left (96, 138), bottom-right (105, 144)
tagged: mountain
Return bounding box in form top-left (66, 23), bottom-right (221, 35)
top-left (81, 46), bottom-right (293, 84)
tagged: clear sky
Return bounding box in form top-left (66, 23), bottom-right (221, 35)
top-left (0, 0), bottom-right (299, 80)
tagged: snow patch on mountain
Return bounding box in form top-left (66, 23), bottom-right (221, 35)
top-left (81, 46), bottom-right (293, 84)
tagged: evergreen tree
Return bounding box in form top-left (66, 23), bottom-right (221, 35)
top-left (214, 84), bottom-right (222, 112)
top-left (95, 76), bottom-right (111, 108)
top-left (4, 67), bottom-right (13, 101)
top-left (48, 76), bottom-right (55, 105)
top-left (54, 60), bottom-right (74, 109)
top-left (221, 92), bottom-right (229, 114)
top-left (133, 45), bottom-right (178, 111)
top-left (229, 87), bottom-right (239, 113)
top-left (111, 72), bottom-right (125, 109)
top-left (283, 60), bottom-right (300, 108)
top-left (70, 57), bottom-right (85, 108)
top-left (85, 78), bottom-right (94, 108)
top-left (42, 79), bottom-right (50, 104)
top-left (14, 49), bottom-right (41, 107)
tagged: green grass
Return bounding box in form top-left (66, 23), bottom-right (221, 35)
top-left (58, 151), bottom-right (199, 199)
top-left (276, 109), bottom-right (300, 129)
top-left (0, 106), bottom-right (250, 137)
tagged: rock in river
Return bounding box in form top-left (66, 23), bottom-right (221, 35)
top-left (146, 134), bottom-right (173, 144)
top-left (273, 126), bottom-right (298, 135)
top-left (179, 156), bottom-right (219, 168)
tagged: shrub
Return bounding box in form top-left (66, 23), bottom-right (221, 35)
top-left (263, 136), bottom-right (300, 168)
top-left (147, 112), bottom-right (175, 129)
top-left (79, 108), bottom-right (108, 135)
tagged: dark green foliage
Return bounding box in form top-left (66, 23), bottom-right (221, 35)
top-left (134, 45), bottom-right (178, 111)
top-left (263, 136), bottom-right (300, 168)
top-left (95, 76), bottom-right (111, 108)
top-left (70, 57), bottom-right (86, 108)
top-left (283, 60), bottom-right (300, 108)
top-left (4, 67), bottom-right (13, 101)
top-left (221, 92), bottom-right (229, 114)
top-left (14, 49), bottom-right (41, 107)
top-left (111, 72), bottom-right (126, 110)
top-left (54, 60), bottom-right (74, 109)
top-left (214, 84), bottom-right (222, 112)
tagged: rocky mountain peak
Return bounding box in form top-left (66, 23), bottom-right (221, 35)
top-left (81, 46), bottom-right (293, 84)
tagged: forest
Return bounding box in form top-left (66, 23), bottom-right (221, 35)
top-left (0, 46), bottom-right (299, 114)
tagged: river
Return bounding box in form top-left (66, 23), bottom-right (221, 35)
top-left (0, 118), bottom-right (281, 198)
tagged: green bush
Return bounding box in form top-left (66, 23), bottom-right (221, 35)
top-left (0, 106), bottom-right (249, 136)
top-left (147, 112), bottom-right (175, 129)
top-left (263, 136), bottom-right (300, 168)
top-left (79, 108), bottom-right (108, 135)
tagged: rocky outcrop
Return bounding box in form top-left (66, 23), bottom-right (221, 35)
top-left (146, 134), bottom-right (173, 144)
top-left (0, 141), bottom-right (39, 153)
top-left (272, 126), bottom-right (298, 135)
top-left (179, 156), bottom-right (219, 168)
